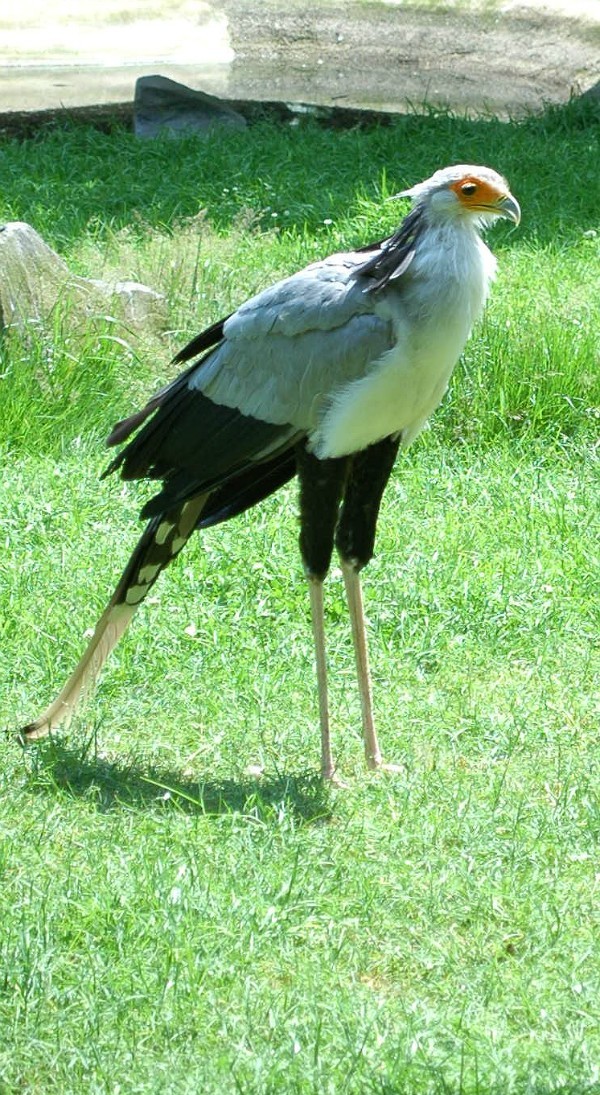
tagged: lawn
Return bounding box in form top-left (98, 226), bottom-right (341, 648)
top-left (1, 101), bottom-right (599, 1093)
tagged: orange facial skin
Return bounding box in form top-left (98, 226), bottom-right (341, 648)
top-left (450, 175), bottom-right (512, 215)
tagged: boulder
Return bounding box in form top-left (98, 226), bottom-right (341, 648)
top-left (0, 222), bottom-right (165, 334)
top-left (134, 74), bottom-right (247, 139)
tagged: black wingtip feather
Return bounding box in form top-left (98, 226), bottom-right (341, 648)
top-left (106, 406), bottom-right (159, 449)
top-left (171, 315), bottom-right (229, 365)
top-left (105, 314), bottom-right (229, 459)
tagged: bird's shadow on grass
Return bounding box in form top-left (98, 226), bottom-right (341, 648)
top-left (19, 737), bottom-right (333, 824)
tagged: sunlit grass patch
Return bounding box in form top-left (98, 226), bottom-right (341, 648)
top-left (1, 103), bottom-right (599, 1091)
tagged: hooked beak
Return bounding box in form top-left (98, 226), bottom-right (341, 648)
top-left (494, 193), bottom-right (521, 225)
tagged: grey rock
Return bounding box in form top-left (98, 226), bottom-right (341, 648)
top-left (581, 80), bottom-right (600, 101)
top-left (134, 74), bottom-right (247, 138)
top-left (0, 222), bottom-right (165, 334)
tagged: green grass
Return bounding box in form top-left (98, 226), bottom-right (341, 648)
top-left (1, 102), bottom-right (599, 1092)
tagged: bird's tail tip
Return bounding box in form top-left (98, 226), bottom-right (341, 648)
top-left (16, 698), bottom-right (76, 744)
top-left (17, 718), bottom-right (54, 744)
top-left (15, 601), bottom-right (137, 748)
top-left (15, 499), bottom-right (207, 749)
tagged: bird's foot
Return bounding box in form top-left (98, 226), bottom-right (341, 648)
top-left (321, 765), bottom-right (349, 789)
top-left (367, 758), bottom-right (405, 776)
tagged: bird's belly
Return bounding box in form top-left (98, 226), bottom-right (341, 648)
top-left (312, 321), bottom-right (467, 459)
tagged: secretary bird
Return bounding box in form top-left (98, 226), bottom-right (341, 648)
top-left (19, 164), bottom-right (520, 779)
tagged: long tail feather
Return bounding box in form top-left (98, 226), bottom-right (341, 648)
top-left (19, 493), bottom-right (208, 741)
top-left (20, 601), bottom-right (137, 740)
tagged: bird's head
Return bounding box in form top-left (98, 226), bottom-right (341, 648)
top-left (398, 165), bottom-right (521, 228)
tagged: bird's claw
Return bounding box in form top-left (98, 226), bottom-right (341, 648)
top-left (368, 759), bottom-right (406, 776)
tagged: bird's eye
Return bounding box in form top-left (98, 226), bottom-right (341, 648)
top-left (461, 182), bottom-right (478, 195)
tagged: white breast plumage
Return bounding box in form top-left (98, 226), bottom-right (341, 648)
top-left (310, 225), bottom-right (497, 459)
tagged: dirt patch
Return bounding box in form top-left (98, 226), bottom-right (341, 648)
top-left (0, 1), bottom-right (598, 123)
top-left (222, 0), bottom-right (600, 117)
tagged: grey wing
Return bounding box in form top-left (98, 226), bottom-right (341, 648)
top-left (190, 252), bottom-right (396, 429)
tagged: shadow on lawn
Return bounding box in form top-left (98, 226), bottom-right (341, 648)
top-left (21, 738), bottom-right (333, 824)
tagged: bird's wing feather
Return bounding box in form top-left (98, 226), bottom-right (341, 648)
top-left (171, 314), bottom-right (231, 366)
top-left (105, 247), bottom-right (399, 517)
top-left (106, 317), bottom-right (228, 448)
top-left (224, 253), bottom-right (375, 338)
top-left (190, 253), bottom-right (397, 428)
top-left (107, 380), bottom-right (300, 518)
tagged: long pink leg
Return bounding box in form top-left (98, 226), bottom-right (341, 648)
top-left (342, 561), bottom-right (403, 773)
top-left (308, 577), bottom-right (336, 780)
top-left (340, 561), bottom-right (383, 768)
